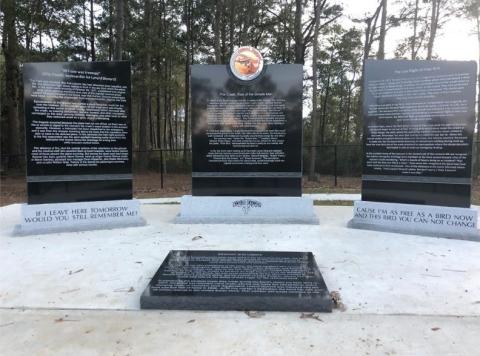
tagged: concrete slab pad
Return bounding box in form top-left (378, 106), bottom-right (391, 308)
top-left (1, 203), bottom-right (479, 316)
top-left (1, 200), bottom-right (480, 354)
top-left (0, 308), bottom-right (478, 356)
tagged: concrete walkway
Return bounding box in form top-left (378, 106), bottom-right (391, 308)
top-left (1, 199), bottom-right (479, 355)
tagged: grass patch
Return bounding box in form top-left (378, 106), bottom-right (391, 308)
top-left (313, 200), bottom-right (354, 206)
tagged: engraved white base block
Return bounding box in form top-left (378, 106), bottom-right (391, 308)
top-left (175, 195), bottom-right (319, 224)
top-left (349, 200), bottom-right (479, 241)
top-left (13, 199), bottom-right (146, 236)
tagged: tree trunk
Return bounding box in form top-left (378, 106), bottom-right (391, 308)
top-left (83, 1), bottom-right (89, 59)
top-left (360, 19), bottom-right (372, 123)
top-left (114, 0), bottom-right (124, 60)
top-left (163, 59), bottom-right (168, 149)
top-left (47, 28), bottom-right (56, 53)
top-left (2, 0), bottom-right (21, 167)
top-left (308, 0), bottom-right (321, 181)
top-left (149, 94), bottom-right (155, 148)
top-left (239, 1), bottom-right (254, 44)
top-left (411, 0), bottom-right (419, 60)
top-left (228, 0), bottom-right (234, 55)
top-left (293, 0), bottom-right (303, 64)
top-left (183, 0), bottom-right (192, 161)
top-left (345, 72), bottom-right (355, 143)
top-left (220, 4), bottom-right (227, 62)
top-left (337, 87), bottom-right (345, 143)
top-left (214, 1), bottom-right (222, 64)
top-left (156, 3), bottom-right (164, 149)
top-left (108, 0), bottom-right (113, 60)
top-left (377, 0), bottom-right (387, 59)
top-left (90, 0), bottom-right (96, 61)
top-left (174, 97), bottom-right (178, 149)
top-left (123, 0), bottom-right (128, 50)
top-left (168, 65), bottom-right (174, 151)
top-left (163, 9), bottom-right (168, 150)
top-left (359, 3), bottom-right (382, 126)
top-left (39, 27), bottom-right (43, 53)
top-left (319, 46), bottom-right (335, 145)
top-left (24, 6), bottom-right (35, 56)
top-left (427, 0), bottom-right (439, 60)
top-left (476, 13), bottom-right (480, 143)
top-left (157, 85), bottom-right (162, 149)
top-left (139, 0), bottom-right (152, 169)
top-left (165, 60), bottom-right (173, 149)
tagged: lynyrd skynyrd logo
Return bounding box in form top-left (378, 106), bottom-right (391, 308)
top-left (232, 199), bottom-right (262, 215)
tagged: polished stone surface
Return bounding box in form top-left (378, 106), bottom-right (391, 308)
top-left (362, 180), bottom-right (471, 208)
top-left (362, 60), bottom-right (477, 208)
top-left (141, 250), bottom-right (332, 312)
top-left (23, 61), bottom-right (133, 204)
top-left (191, 177), bottom-right (301, 197)
top-left (191, 64), bottom-right (302, 196)
top-left (27, 180), bottom-right (132, 204)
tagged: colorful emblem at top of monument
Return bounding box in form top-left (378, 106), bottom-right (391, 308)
top-left (229, 46), bottom-right (264, 81)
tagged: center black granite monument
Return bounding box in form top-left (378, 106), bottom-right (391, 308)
top-left (191, 47), bottom-right (302, 196)
top-left (176, 47), bottom-right (317, 224)
top-left (141, 250), bottom-right (332, 312)
top-left (350, 59), bottom-right (479, 239)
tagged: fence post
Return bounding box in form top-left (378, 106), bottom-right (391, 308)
top-left (334, 145), bottom-right (338, 187)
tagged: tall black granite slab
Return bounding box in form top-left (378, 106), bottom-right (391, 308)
top-left (362, 60), bottom-right (477, 207)
top-left (23, 61), bottom-right (132, 204)
top-left (191, 64), bottom-right (303, 196)
top-left (141, 250), bottom-right (332, 312)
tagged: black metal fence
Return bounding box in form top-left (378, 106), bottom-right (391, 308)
top-left (3, 143), bottom-right (480, 189)
top-left (130, 145), bottom-right (363, 188)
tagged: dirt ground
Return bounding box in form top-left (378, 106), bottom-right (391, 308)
top-left (1, 173), bottom-right (480, 206)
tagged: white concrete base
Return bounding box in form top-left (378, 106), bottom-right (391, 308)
top-left (175, 195), bottom-right (319, 224)
top-left (2, 202), bottom-right (480, 354)
top-left (349, 200), bottom-right (480, 241)
top-left (13, 199), bottom-right (146, 236)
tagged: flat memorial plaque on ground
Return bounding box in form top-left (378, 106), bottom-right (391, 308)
top-left (141, 250), bottom-right (332, 312)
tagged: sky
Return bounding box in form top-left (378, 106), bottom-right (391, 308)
top-left (341, 0), bottom-right (478, 62)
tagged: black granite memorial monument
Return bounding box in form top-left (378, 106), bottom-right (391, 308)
top-left (191, 47), bottom-right (302, 196)
top-left (141, 250), bottom-right (332, 312)
top-left (349, 60), bottom-right (479, 239)
top-left (176, 47), bottom-right (317, 224)
top-left (362, 60), bottom-right (477, 208)
top-left (23, 61), bottom-right (132, 204)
